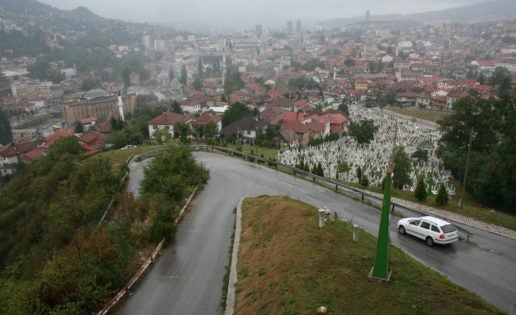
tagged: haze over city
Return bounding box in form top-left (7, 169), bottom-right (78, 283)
top-left (39, 0), bottom-right (488, 27)
top-left (1, 0), bottom-right (516, 314)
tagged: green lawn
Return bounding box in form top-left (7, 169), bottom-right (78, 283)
top-left (235, 196), bottom-right (501, 314)
top-left (385, 106), bottom-right (451, 123)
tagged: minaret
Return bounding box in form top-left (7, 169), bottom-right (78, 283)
top-left (117, 91), bottom-right (125, 122)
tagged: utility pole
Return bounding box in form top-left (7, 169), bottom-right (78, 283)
top-left (459, 127), bottom-right (474, 209)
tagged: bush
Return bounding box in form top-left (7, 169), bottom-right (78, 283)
top-left (148, 204), bottom-right (176, 244)
top-left (360, 175), bottom-right (369, 187)
top-left (435, 183), bottom-right (449, 205)
top-left (414, 176), bottom-right (427, 201)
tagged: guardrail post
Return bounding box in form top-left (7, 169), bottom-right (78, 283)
top-left (335, 184), bottom-right (338, 191)
top-left (466, 234), bottom-right (471, 243)
top-left (313, 176), bottom-right (316, 183)
top-left (293, 169), bottom-right (296, 176)
top-left (361, 194), bottom-right (364, 202)
top-left (318, 209), bottom-right (325, 228)
top-left (391, 204), bottom-right (395, 213)
top-left (353, 224), bottom-right (360, 242)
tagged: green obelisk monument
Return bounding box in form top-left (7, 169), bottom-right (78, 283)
top-left (369, 164), bottom-right (393, 281)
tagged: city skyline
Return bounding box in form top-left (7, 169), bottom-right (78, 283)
top-left (38, 0), bottom-right (489, 27)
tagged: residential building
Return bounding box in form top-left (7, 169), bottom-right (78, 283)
top-left (148, 111), bottom-right (192, 138)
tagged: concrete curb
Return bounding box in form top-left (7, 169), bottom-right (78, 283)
top-left (224, 197), bottom-right (244, 315)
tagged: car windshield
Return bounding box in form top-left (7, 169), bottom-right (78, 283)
top-left (441, 224), bottom-right (457, 233)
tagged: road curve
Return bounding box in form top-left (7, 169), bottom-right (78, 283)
top-left (117, 152), bottom-right (516, 314)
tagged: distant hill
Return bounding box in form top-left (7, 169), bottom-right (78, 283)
top-left (68, 6), bottom-right (103, 22)
top-left (322, 0), bottom-right (516, 28)
top-left (0, 0), bottom-right (54, 16)
top-left (406, 0), bottom-right (516, 23)
top-left (0, 0), bottom-right (105, 22)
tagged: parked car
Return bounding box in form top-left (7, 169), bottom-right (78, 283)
top-left (397, 216), bottom-right (459, 246)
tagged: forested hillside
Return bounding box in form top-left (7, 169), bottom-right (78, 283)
top-left (0, 141), bottom-right (208, 314)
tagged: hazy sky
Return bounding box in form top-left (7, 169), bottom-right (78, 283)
top-left (39, 0), bottom-right (487, 27)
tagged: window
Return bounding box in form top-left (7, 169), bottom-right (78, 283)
top-left (431, 225), bottom-right (440, 233)
top-left (420, 221), bottom-right (430, 229)
top-left (441, 224), bottom-right (457, 233)
top-left (409, 220), bottom-right (420, 226)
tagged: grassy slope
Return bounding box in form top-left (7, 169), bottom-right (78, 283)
top-left (385, 106), bottom-right (451, 123)
top-left (235, 196), bottom-right (501, 315)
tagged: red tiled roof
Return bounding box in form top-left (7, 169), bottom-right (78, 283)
top-left (80, 117), bottom-right (97, 124)
top-left (96, 120), bottom-right (112, 133)
top-left (79, 131), bottom-right (102, 144)
top-left (43, 130), bottom-right (75, 148)
top-left (306, 120), bottom-right (325, 133)
top-left (22, 147), bottom-right (45, 161)
top-left (0, 145), bottom-right (16, 157)
top-left (282, 112), bottom-right (306, 123)
top-left (282, 121), bottom-right (310, 134)
top-left (148, 112), bottom-right (192, 126)
top-left (191, 114), bottom-right (222, 125)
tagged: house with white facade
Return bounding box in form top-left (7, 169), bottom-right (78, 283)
top-left (148, 111), bottom-right (192, 139)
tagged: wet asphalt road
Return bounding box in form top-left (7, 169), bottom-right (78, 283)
top-left (117, 152), bottom-right (516, 314)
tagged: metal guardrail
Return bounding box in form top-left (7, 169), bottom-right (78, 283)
top-left (189, 144), bottom-right (474, 238)
top-left (99, 144), bottom-right (472, 238)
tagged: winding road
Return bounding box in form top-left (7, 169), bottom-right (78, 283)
top-left (117, 152), bottom-right (516, 314)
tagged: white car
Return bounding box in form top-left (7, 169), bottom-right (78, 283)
top-left (397, 216), bottom-right (459, 246)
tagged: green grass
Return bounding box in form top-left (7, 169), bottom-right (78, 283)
top-left (94, 144), bottom-right (161, 170)
top-left (235, 196), bottom-right (501, 315)
top-left (385, 106), bottom-right (451, 123)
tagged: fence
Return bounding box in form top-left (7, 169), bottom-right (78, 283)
top-left (190, 144), bottom-right (473, 238)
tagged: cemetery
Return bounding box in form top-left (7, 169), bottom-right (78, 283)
top-left (277, 104), bottom-right (456, 197)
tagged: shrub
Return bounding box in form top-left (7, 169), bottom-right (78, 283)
top-left (435, 183), bottom-right (449, 205)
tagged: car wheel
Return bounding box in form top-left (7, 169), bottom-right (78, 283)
top-left (398, 226), bottom-right (406, 235)
top-left (426, 237), bottom-right (434, 246)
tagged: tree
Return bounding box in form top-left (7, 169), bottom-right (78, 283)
top-left (348, 119), bottom-right (378, 145)
top-left (174, 122), bottom-right (190, 144)
top-left (224, 66), bottom-right (244, 96)
top-left (491, 67), bottom-right (512, 97)
top-left (412, 149), bottom-right (428, 162)
top-left (435, 183), bottom-right (449, 205)
top-left (0, 108), bottom-right (12, 145)
top-left (73, 121), bottom-right (84, 133)
top-left (81, 76), bottom-right (99, 91)
top-left (203, 121), bottom-right (218, 140)
top-left (360, 174), bottom-right (369, 187)
top-left (170, 101), bottom-right (183, 114)
top-left (338, 101), bottom-right (350, 116)
top-left (221, 102), bottom-right (251, 128)
top-left (180, 65), bottom-right (187, 85)
top-left (48, 137), bottom-right (83, 159)
top-left (392, 146), bottom-right (412, 190)
top-left (337, 160), bottom-right (350, 174)
top-left (344, 58), bottom-right (355, 67)
top-left (154, 128), bottom-right (171, 144)
top-left (197, 59), bottom-right (203, 78)
top-left (478, 72), bottom-right (485, 85)
top-left (193, 77), bottom-right (203, 91)
top-left (414, 176), bottom-right (427, 201)
top-left (356, 166), bottom-right (362, 182)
